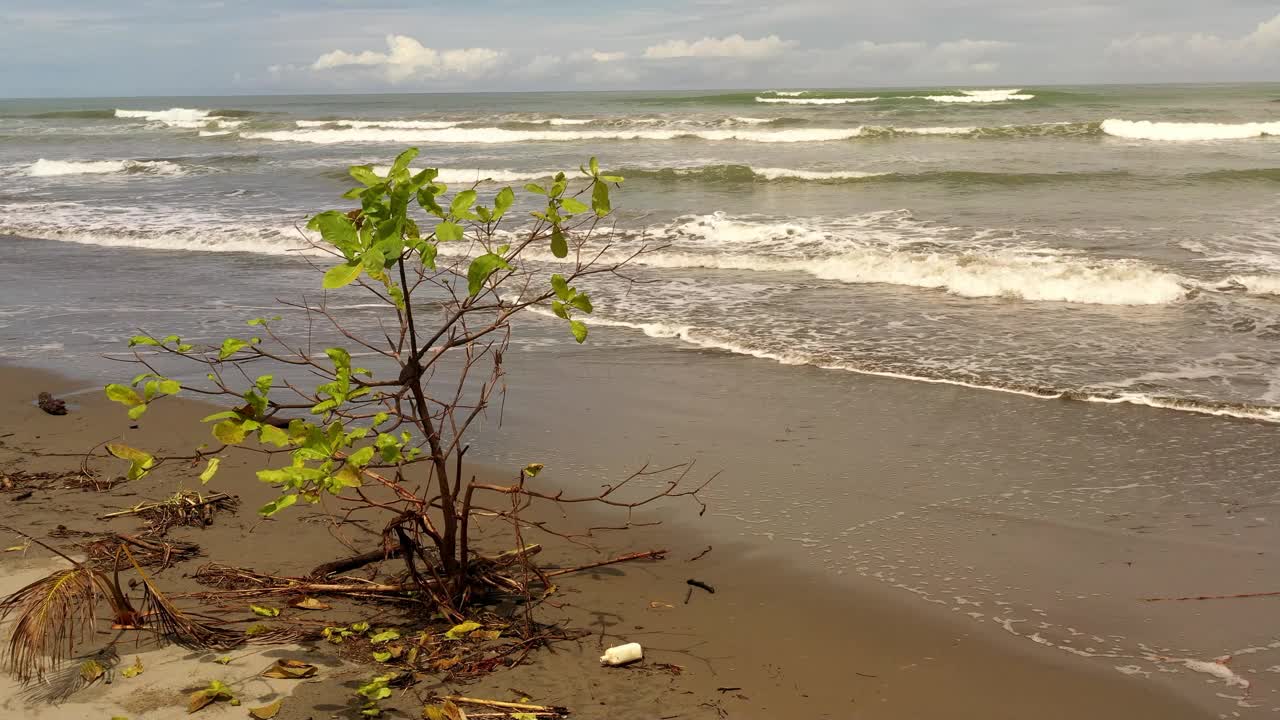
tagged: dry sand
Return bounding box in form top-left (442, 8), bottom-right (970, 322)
top-left (0, 364), bottom-right (1207, 719)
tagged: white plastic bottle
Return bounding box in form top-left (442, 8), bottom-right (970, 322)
top-left (599, 642), bottom-right (644, 666)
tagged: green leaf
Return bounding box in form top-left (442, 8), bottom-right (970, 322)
top-left (592, 181), bottom-right (612, 216)
top-left (105, 383), bottom-right (142, 407)
top-left (589, 156), bottom-right (600, 176)
top-left (389, 148), bottom-right (419, 178)
top-left (201, 411), bottom-right (240, 423)
top-left (200, 457), bottom-right (221, 484)
top-left (213, 420), bottom-right (248, 445)
top-left (347, 445), bottom-right (375, 468)
top-left (600, 174), bottom-right (624, 183)
top-left (259, 424), bottom-right (290, 448)
top-left (551, 301), bottom-right (568, 320)
top-left (550, 274), bottom-right (571, 301)
top-left (127, 404), bottom-right (148, 421)
top-left (157, 379), bottom-right (181, 395)
top-left (372, 651), bottom-right (392, 663)
top-left (524, 182), bottom-right (546, 195)
top-left (258, 493), bottom-right (298, 517)
top-left (467, 253), bottom-right (511, 297)
top-left (569, 293), bottom-right (593, 313)
top-left (570, 320), bottom-right (588, 344)
top-left (435, 221), bottom-right (463, 242)
top-left (362, 246), bottom-right (386, 275)
top-left (308, 212), bottom-right (360, 256)
top-left (523, 463), bottom-right (544, 478)
top-left (128, 335), bottom-right (161, 347)
top-left (219, 338), bottom-right (250, 360)
top-left (493, 187), bottom-right (515, 218)
top-left (561, 197), bottom-right (589, 215)
top-left (550, 227), bottom-right (568, 258)
top-left (450, 190), bottom-right (478, 218)
top-left (349, 165), bottom-right (383, 186)
top-left (323, 261), bottom-right (363, 289)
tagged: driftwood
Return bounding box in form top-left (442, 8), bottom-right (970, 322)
top-left (544, 550), bottom-right (666, 578)
top-left (309, 544), bottom-right (404, 579)
top-left (442, 696), bottom-right (570, 715)
top-left (1144, 590), bottom-right (1280, 602)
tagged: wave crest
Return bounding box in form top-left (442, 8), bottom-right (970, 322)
top-left (115, 108), bottom-right (243, 130)
top-left (243, 126), bottom-right (867, 144)
top-left (1101, 119), bottom-right (1280, 141)
top-left (27, 159), bottom-right (184, 177)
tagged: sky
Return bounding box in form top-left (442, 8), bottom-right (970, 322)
top-left (1, 1), bottom-right (1278, 97)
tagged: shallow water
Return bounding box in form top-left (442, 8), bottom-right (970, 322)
top-left (2, 85), bottom-right (1280, 417)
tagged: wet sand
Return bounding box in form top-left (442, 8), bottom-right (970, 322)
top-left (0, 363), bottom-right (1212, 718)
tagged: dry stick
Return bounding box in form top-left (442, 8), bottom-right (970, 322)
top-left (543, 549), bottom-right (667, 578)
top-left (99, 493), bottom-right (234, 519)
top-left (1144, 590), bottom-right (1280, 602)
top-left (442, 696), bottom-right (569, 714)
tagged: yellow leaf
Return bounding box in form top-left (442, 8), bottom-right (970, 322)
top-left (443, 621), bottom-right (481, 640)
top-left (4, 543), bottom-right (29, 552)
top-left (214, 656), bottom-right (232, 665)
top-left (249, 699), bottom-right (283, 719)
top-left (250, 604), bottom-right (280, 617)
top-left (80, 659), bottom-right (106, 684)
top-left (122, 656), bottom-right (144, 678)
top-left (188, 690), bottom-right (216, 714)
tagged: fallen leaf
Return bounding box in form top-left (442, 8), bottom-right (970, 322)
top-left (431, 656), bottom-right (462, 671)
top-left (372, 651), bottom-right (392, 663)
top-left (4, 543), bottom-right (29, 552)
top-left (122, 656), bottom-right (144, 678)
top-left (468, 629), bottom-right (501, 641)
top-left (444, 621), bottom-right (481, 640)
top-left (290, 597), bottom-right (330, 611)
top-left (188, 680), bottom-right (236, 714)
top-left (188, 690), bottom-right (217, 714)
top-left (512, 715), bottom-right (538, 720)
top-left (214, 656), bottom-right (232, 665)
top-left (248, 699), bottom-right (283, 720)
top-left (244, 624), bottom-right (272, 636)
top-left (369, 629), bottom-right (401, 644)
top-left (261, 659), bottom-right (317, 679)
top-left (79, 659), bottom-right (106, 684)
top-left (249, 604), bottom-right (280, 618)
top-left (648, 601), bottom-right (674, 610)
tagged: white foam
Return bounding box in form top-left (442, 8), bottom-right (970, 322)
top-left (1101, 118), bottom-right (1280, 141)
top-left (243, 126), bottom-right (866, 144)
top-left (768, 91), bottom-right (808, 96)
top-left (295, 119), bottom-right (462, 130)
top-left (751, 167), bottom-right (886, 181)
top-left (547, 118), bottom-right (594, 125)
top-left (920, 89), bottom-right (1034, 103)
top-left (115, 108), bottom-right (241, 130)
top-left (1228, 274), bottom-right (1280, 296)
top-left (756, 96), bottom-right (880, 105)
top-left (896, 126), bottom-right (980, 136)
top-left (27, 159), bottom-right (183, 177)
top-left (730, 117), bottom-right (775, 125)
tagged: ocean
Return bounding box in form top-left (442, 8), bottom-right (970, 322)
top-left (2, 84), bottom-right (1280, 419)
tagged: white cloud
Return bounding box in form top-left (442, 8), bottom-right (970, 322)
top-left (590, 50), bottom-right (627, 63)
top-left (830, 38), bottom-right (1013, 75)
top-left (1108, 12), bottom-right (1280, 67)
top-left (312, 35), bottom-right (503, 82)
top-left (643, 34), bottom-right (788, 59)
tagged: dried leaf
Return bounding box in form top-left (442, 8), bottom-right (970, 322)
top-left (444, 621), bottom-right (481, 640)
top-left (432, 656), bottom-right (462, 671)
top-left (468, 629), bottom-right (502, 641)
top-left (188, 680), bottom-right (236, 714)
top-left (188, 690), bottom-right (217, 714)
top-left (4, 543), bottom-right (29, 552)
top-left (512, 715), bottom-right (538, 720)
top-left (249, 604), bottom-right (280, 617)
top-left (261, 659), bottom-right (317, 679)
top-left (214, 656), bottom-right (232, 665)
top-left (122, 656), bottom-right (144, 678)
top-left (647, 601), bottom-right (674, 610)
top-left (290, 597), bottom-right (330, 611)
top-left (248, 698), bottom-right (283, 719)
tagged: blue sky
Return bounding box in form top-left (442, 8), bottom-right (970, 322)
top-left (2, 1), bottom-right (1278, 97)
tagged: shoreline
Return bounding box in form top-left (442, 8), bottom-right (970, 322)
top-left (0, 362), bottom-right (1213, 719)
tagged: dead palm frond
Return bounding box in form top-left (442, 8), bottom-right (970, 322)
top-left (0, 567), bottom-right (102, 683)
top-left (125, 547), bottom-right (243, 651)
top-left (100, 491), bottom-right (239, 536)
top-left (19, 644), bottom-right (119, 704)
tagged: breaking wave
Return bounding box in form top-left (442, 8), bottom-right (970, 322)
top-left (115, 108), bottom-right (243, 130)
top-left (756, 96), bottom-right (880, 105)
top-left (755, 89), bottom-right (1035, 105)
top-left (1100, 119), bottom-right (1280, 141)
top-left (295, 119), bottom-right (462, 130)
top-left (26, 158), bottom-right (184, 177)
top-left (242, 126), bottom-right (867, 144)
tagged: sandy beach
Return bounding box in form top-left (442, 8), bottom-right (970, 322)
top-left (0, 362), bottom-right (1226, 719)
